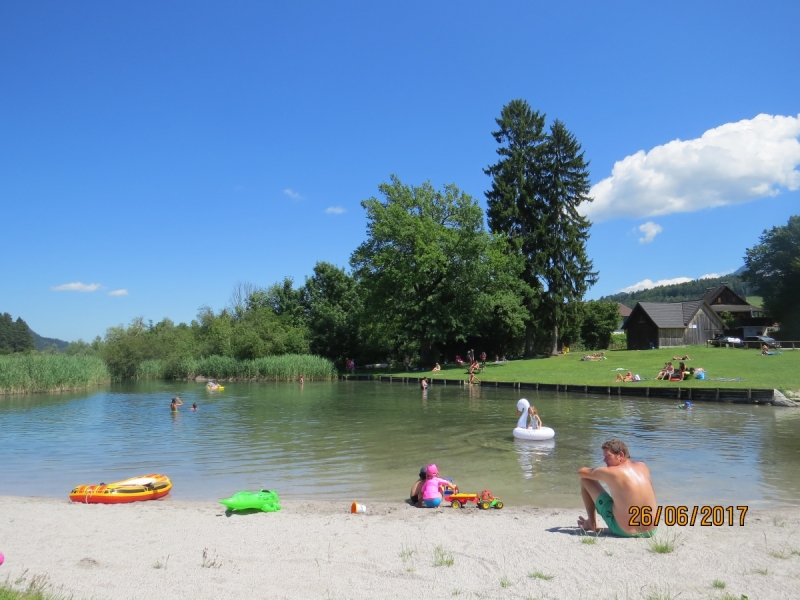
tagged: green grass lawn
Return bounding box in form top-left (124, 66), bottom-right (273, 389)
top-left (364, 347), bottom-right (800, 390)
top-left (746, 296), bottom-right (763, 308)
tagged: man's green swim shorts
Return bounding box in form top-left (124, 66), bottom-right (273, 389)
top-left (594, 492), bottom-right (657, 538)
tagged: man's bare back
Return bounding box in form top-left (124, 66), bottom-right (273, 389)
top-left (577, 439), bottom-right (657, 537)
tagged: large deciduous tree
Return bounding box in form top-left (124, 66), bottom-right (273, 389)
top-left (485, 100), bottom-right (597, 355)
top-left (743, 215), bottom-right (800, 338)
top-left (580, 301), bottom-right (621, 350)
top-left (301, 262), bottom-right (363, 362)
top-left (351, 176), bottom-right (506, 363)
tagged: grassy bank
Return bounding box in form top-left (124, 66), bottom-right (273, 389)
top-left (0, 354), bottom-right (110, 395)
top-left (134, 354), bottom-right (337, 381)
top-left (367, 347), bottom-right (800, 390)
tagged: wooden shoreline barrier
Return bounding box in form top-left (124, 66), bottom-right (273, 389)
top-left (337, 374), bottom-right (777, 404)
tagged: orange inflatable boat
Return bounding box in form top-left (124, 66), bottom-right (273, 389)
top-left (69, 473), bottom-right (172, 504)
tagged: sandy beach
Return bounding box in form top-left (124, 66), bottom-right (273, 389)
top-left (1, 496), bottom-right (798, 599)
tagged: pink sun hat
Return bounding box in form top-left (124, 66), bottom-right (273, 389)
top-left (426, 464), bottom-right (439, 476)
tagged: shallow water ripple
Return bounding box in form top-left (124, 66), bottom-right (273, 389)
top-left (2, 381), bottom-right (798, 507)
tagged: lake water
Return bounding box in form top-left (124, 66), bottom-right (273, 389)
top-left (3, 380), bottom-right (800, 508)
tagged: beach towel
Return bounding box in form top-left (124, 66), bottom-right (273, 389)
top-left (707, 377), bottom-right (743, 382)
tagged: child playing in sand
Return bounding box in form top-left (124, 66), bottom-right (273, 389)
top-left (419, 464), bottom-right (453, 508)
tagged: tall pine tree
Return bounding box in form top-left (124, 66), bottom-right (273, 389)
top-left (485, 101), bottom-right (596, 355)
top-left (538, 120), bottom-right (597, 354)
top-left (484, 100), bottom-right (548, 354)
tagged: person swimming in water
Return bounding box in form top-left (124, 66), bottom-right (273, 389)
top-left (191, 402), bottom-right (198, 410)
top-left (171, 397), bottom-right (183, 412)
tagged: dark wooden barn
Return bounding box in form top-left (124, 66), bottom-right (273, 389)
top-left (623, 300), bottom-right (725, 350)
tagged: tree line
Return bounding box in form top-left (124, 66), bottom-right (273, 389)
top-left (0, 313), bottom-right (35, 354)
top-left (65, 99), bottom-right (617, 376)
top-left (743, 215), bottom-right (800, 339)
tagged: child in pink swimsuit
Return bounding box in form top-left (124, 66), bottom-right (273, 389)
top-left (419, 464), bottom-right (452, 508)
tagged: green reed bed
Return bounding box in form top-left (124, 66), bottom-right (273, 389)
top-left (134, 354), bottom-right (336, 381)
top-left (0, 354), bottom-right (110, 395)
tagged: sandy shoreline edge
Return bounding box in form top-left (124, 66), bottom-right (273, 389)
top-left (1, 495), bottom-right (798, 599)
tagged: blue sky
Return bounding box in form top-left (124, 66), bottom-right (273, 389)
top-left (2, 1), bottom-right (798, 342)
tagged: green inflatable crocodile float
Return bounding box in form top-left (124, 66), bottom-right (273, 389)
top-left (219, 489), bottom-right (281, 512)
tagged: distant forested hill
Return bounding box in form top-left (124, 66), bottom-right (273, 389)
top-left (0, 312), bottom-right (69, 352)
top-left (599, 274), bottom-right (753, 308)
top-left (30, 329), bottom-right (70, 351)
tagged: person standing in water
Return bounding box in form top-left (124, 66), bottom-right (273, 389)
top-left (170, 397), bottom-right (183, 412)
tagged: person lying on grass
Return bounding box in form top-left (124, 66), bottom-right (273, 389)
top-left (614, 371), bottom-right (633, 382)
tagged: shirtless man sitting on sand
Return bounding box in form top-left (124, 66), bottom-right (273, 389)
top-left (577, 439), bottom-right (658, 537)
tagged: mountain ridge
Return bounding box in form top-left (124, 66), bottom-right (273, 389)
top-left (599, 273), bottom-right (752, 307)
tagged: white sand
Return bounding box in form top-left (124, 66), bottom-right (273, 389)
top-left (1, 495), bottom-right (798, 599)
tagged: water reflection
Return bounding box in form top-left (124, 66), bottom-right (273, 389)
top-left (1, 381), bottom-right (799, 508)
top-left (515, 439), bottom-right (556, 480)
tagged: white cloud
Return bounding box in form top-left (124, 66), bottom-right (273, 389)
top-left (325, 206), bottom-right (345, 215)
top-left (108, 289), bottom-right (128, 296)
top-left (51, 282), bottom-right (103, 292)
top-left (637, 221), bottom-right (662, 243)
top-left (618, 270), bottom-right (734, 293)
top-left (585, 114), bottom-right (800, 222)
top-left (283, 188), bottom-right (301, 199)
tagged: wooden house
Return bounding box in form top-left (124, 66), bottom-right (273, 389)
top-left (623, 300), bottom-right (725, 350)
top-left (701, 284), bottom-right (771, 336)
top-left (614, 303), bottom-right (632, 333)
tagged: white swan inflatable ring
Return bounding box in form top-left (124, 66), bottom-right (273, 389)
top-left (513, 398), bottom-right (555, 441)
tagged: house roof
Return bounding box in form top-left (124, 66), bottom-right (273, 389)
top-left (625, 300), bottom-right (720, 329)
top-left (701, 285), bottom-right (749, 306)
top-left (618, 303), bottom-right (632, 317)
top-left (634, 302), bottom-right (689, 328)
